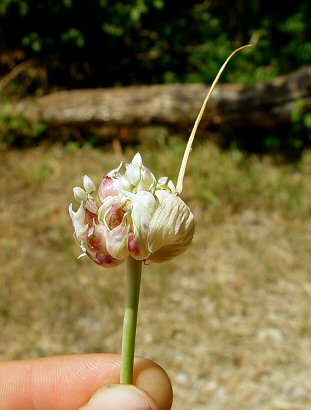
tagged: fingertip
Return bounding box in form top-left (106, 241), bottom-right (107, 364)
top-left (79, 384), bottom-right (158, 410)
top-left (133, 357), bottom-right (173, 410)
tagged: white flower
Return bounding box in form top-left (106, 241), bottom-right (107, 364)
top-left (73, 187), bottom-right (88, 203)
top-left (125, 152), bottom-right (142, 187)
top-left (83, 175), bottom-right (96, 193)
top-left (69, 153), bottom-right (194, 267)
top-left (69, 202), bottom-right (87, 240)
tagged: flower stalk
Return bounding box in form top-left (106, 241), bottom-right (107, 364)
top-left (120, 256), bottom-right (143, 384)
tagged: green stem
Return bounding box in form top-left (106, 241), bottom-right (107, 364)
top-left (120, 256), bottom-right (142, 384)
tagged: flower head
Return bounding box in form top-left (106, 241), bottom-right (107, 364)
top-left (69, 153), bottom-right (194, 267)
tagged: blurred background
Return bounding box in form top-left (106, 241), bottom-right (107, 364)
top-left (1, 1), bottom-right (311, 409)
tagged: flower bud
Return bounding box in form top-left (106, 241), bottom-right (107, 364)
top-left (98, 177), bottom-right (113, 200)
top-left (83, 175), bottom-right (96, 193)
top-left (125, 152), bottom-right (142, 187)
top-left (85, 198), bottom-right (98, 214)
top-left (69, 203), bottom-right (87, 241)
top-left (73, 187), bottom-right (88, 203)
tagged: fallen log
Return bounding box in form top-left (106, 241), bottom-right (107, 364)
top-left (3, 65), bottom-right (311, 133)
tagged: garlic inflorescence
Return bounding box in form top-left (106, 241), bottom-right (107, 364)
top-left (69, 46), bottom-right (252, 268)
top-left (69, 153), bottom-right (195, 267)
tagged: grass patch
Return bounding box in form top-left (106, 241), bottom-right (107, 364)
top-left (1, 138), bottom-right (311, 408)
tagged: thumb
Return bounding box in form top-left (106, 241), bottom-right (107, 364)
top-left (79, 384), bottom-right (160, 410)
top-left (79, 357), bottom-right (173, 410)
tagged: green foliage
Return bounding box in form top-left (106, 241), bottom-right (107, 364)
top-left (0, 1), bottom-right (311, 151)
top-left (0, 99), bottom-right (48, 146)
top-left (1, 1), bottom-right (310, 87)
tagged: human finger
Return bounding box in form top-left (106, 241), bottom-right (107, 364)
top-left (0, 354), bottom-right (172, 410)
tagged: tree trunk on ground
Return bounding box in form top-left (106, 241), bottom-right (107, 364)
top-left (3, 65), bottom-right (311, 134)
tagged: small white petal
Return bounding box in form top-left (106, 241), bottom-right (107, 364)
top-left (86, 198), bottom-right (98, 214)
top-left (73, 187), bottom-right (88, 203)
top-left (83, 175), bottom-right (96, 193)
top-left (132, 152), bottom-right (143, 167)
top-left (130, 191), bottom-right (157, 259)
top-left (157, 176), bottom-right (176, 193)
top-left (98, 195), bottom-right (126, 226)
top-left (119, 175), bottom-right (132, 192)
top-left (106, 217), bottom-right (129, 260)
top-left (125, 153), bottom-right (142, 186)
top-left (138, 165), bottom-right (157, 192)
top-left (98, 176), bottom-right (120, 201)
top-left (157, 176), bottom-right (169, 185)
top-left (69, 203), bottom-right (88, 240)
top-left (167, 180), bottom-right (176, 192)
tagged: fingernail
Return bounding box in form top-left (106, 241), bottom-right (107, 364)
top-left (81, 384), bottom-right (157, 410)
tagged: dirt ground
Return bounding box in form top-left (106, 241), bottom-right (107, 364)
top-left (0, 141), bottom-right (311, 409)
